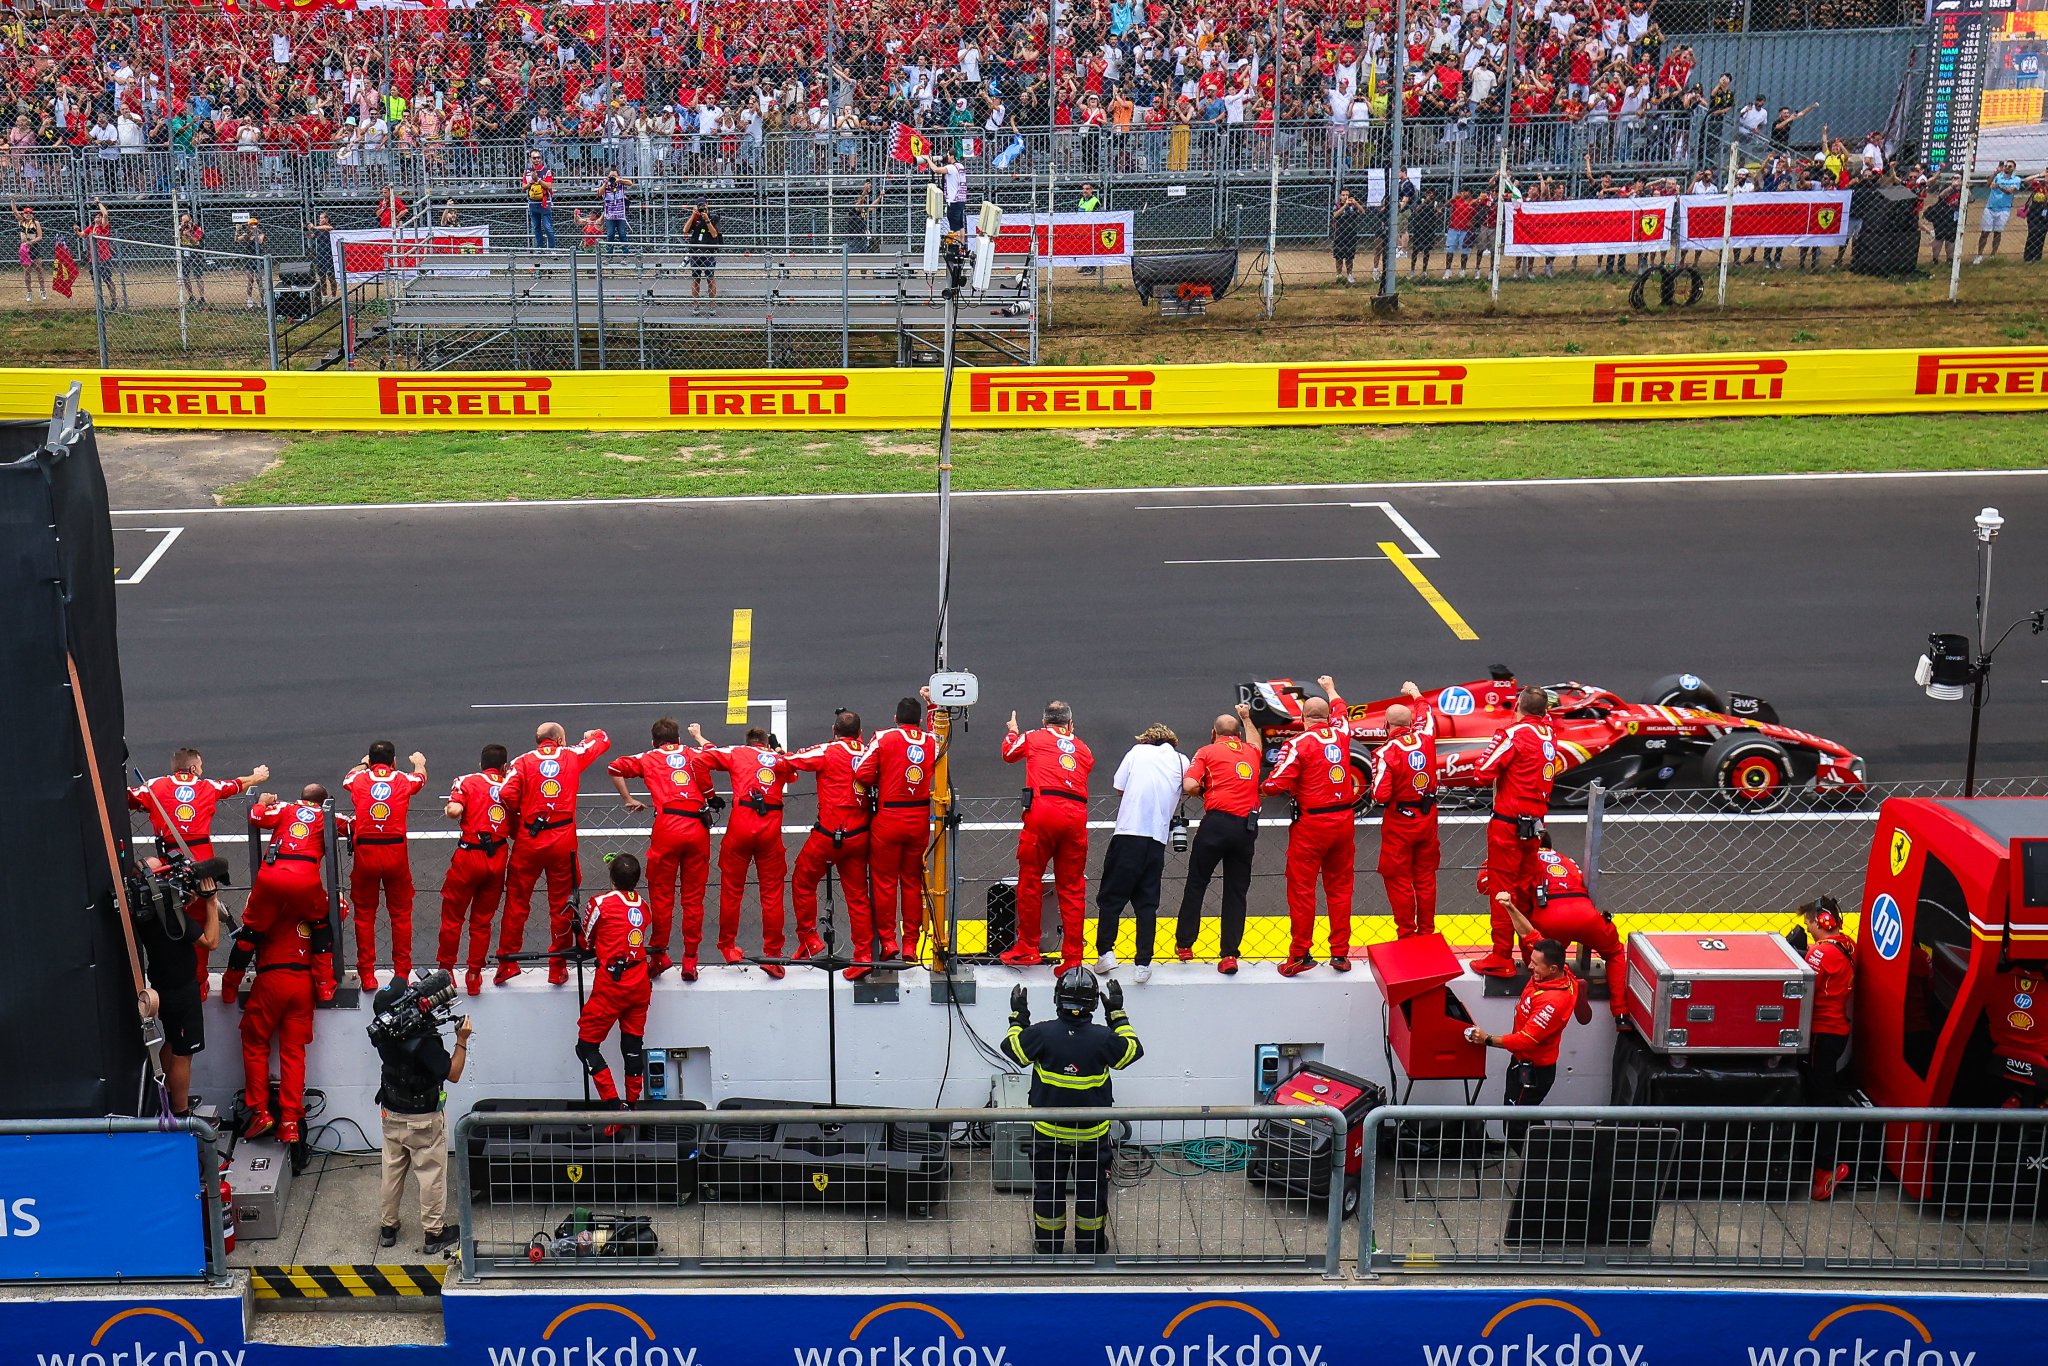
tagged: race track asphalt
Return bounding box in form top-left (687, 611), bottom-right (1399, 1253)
top-left (111, 471), bottom-right (2048, 793)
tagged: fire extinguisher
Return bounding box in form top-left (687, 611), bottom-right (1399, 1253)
top-left (220, 1179), bottom-right (238, 1256)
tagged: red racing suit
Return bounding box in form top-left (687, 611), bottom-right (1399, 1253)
top-left (1469, 719), bottom-right (1559, 959)
top-left (576, 889), bottom-right (653, 1103)
top-left (437, 767), bottom-right (511, 975)
top-left (1525, 849), bottom-right (1625, 1018)
top-left (1262, 698), bottom-right (1357, 962)
top-left (855, 722), bottom-right (937, 959)
top-left (127, 769), bottom-right (245, 989)
top-left (787, 736), bottom-right (872, 961)
top-left (1000, 725), bottom-right (1094, 968)
top-left (343, 763), bottom-right (427, 983)
top-left (701, 742), bottom-right (795, 962)
top-left (1372, 708), bottom-right (1440, 938)
top-left (497, 732), bottom-right (610, 970)
top-left (608, 744), bottom-right (715, 972)
top-left (223, 801), bottom-right (336, 1127)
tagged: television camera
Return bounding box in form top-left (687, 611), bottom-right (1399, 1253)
top-left (366, 969), bottom-right (463, 1049)
top-left (123, 848), bottom-right (232, 942)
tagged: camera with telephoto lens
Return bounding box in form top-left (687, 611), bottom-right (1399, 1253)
top-left (1168, 810), bottom-right (1190, 854)
top-left (366, 969), bottom-right (462, 1048)
top-left (124, 850), bottom-right (232, 942)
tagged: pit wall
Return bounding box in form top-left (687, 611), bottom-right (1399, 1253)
top-left (2, 347), bottom-right (2046, 432)
top-left (9, 1284), bottom-right (2045, 1366)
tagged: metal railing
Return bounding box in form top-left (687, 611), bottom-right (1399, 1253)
top-left (0, 1116), bottom-right (230, 1285)
top-left (451, 1104), bottom-right (1348, 1280)
top-left (1363, 1104), bottom-right (2048, 1279)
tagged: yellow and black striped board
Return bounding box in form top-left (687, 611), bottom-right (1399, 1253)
top-left (249, 1264), bottom-right (446, 1300)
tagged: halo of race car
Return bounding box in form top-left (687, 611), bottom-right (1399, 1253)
top-left (1241, 666), bottom-right (1867, 813)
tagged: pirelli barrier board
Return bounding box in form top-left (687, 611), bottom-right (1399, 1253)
top-left (6, 347), bottom-right (2048, 432)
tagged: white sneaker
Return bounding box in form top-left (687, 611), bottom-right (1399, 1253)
top-left (1096, 952), bottom-right (1117, 973)
top-left (1441, 268), bottom-right (1451, 280)
top-left (1973, 255), bottom-right (1984, 265)
top-left (1134, 964), bottom-right (1151, 985)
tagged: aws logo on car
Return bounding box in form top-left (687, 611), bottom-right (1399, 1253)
top-left (484, 1302), bottom-right (693, 1366)
top-left (1104, 1298), bottom-right (1329, 1366)
top-left (791, 1301), bottom-right (1007, 1366)
top-left (1420, 1298), bottom-right (1648, 1366)
top-left (39, 1307), bottom-right (242, 1366)
top-left (1745, 1302), bottom-right (1985, 1366)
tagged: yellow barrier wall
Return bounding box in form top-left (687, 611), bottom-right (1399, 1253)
top-left (5, 346), bottom-right (2048, 432)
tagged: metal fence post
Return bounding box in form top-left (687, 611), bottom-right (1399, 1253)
top-left (568, 249), bottom-right (583, 370)
top-left (262, 255), bottom-right (280, 370)
top-left (1583, 780), bottom-right (1606, 900)
top-left (595, 246), bottom-right (608, 371)
top-left (1321, 1107), bottom-right (1349, 1280)
top-left (454, 1111), bottom-right (478, 1283)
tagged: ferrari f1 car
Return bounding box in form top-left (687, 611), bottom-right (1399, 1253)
top-left (1240, 667), bottom-right (1867, 812)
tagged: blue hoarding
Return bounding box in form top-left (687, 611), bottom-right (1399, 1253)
top-left (0, 1131), bottom-right (207, 1279)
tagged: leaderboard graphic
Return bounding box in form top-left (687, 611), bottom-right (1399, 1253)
top-left (13, 348), bottom-right (2048, 433)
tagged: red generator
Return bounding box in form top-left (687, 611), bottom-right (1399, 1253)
top-left (1367, 932), bottom-right (1487, 1095)
top-left (1624, 932), bottom-right (1815, 1055)
top-left (1245, 1060), bottom-right (1385, 1219)
top-left (1851, 798), bottom-right (2048, 1198)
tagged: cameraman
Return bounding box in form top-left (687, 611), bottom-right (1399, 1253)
top-left (136, 865), bottom-right (223, 1117)
top-left (371, 977), bottom-right (469, 1254)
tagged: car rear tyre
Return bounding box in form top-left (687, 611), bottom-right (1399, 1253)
top-left (1704, 732), bottom-right (1798, 812)
top-left (1644, 672), bottom-right (1726, 712)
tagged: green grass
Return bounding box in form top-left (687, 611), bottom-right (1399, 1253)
top-left (224, 411), bottom-right (2048, 506)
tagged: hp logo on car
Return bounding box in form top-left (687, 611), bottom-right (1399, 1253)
top-left (1678, 673), bottom-right (1704, 692)
top-left (1868, 893), bottom-right (1905, 961)
top-left (1438, 686), bottom-right (1475, 716)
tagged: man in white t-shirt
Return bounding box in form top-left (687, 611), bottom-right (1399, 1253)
top-left (1094, 725), bottom-right (1189, 983)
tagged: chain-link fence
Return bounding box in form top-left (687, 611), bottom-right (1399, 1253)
top-left (2, 3), bottom-right (2040, 367)
top-left (130, 774), bottom-right (2048, 978)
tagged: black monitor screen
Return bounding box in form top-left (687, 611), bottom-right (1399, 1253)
top-left (2022, 841), bottom-right (2048, 910)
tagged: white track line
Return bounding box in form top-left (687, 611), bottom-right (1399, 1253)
top-left (110, 467), bottom-right (2048, 517)
top-left (117, 526), bottom-right (183, 585)
top-left (1149, 499), bottom-right (1438, 564)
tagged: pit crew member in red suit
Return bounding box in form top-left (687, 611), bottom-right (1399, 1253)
top-left (221, 785), bottom-right (338, 1144)
top-left (128, 747), bottom-right (270, 996)
top-left (1793, 896), bottom-right (1857, 1199)
top-left (1466, 937), bottom-right (1590, 1117)
top-left (691, 721), bottom-right (795, 977)
top-left (1470, 687), bottom-right (1559, 977)
top-left (496, 724), bottom-right (610, 986)
top-left (1261, 676), bottom-right (1357, 978)
top-left (437, 744), bottom-right (511, 997)
top-left (1499, 834), bottom-right (1626, 1023)
top-left (1371, 681), bottom-right (1439, 939)
top-left (854, 691), bottom-right (938, 976)
top-left (1001, 701), bottom-right (1095, 970)
top-left (788, 711), bottom-right (869, 972)
top-left (575, 854), bottom-right (654, 1106)
top-left (343, 741), bottom-right (428, 991)
top-left (608, 717), bottom-right (717, 982)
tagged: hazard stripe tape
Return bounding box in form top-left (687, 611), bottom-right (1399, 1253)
top-left (249, 1264), bottom-right (445, 1299)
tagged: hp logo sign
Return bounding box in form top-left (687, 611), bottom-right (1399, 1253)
top-left (1868, 893), bottom-right (1905, 961)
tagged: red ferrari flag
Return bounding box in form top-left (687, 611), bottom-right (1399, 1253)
top-left (1676, 191), bottom-right (1853, 250)
top-left (889, 122), bottom-right (930, 165)
top-left (1502, 196), bottom-right (1675, 257)
top-left (50, 241), bottom-right (78, 299)
top-left (502, 0), bottom-right (544, 31)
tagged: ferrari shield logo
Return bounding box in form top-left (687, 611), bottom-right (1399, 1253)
top-left (565, 1164), bottom-right (585, 1184)
top-left (1098, 226), bottom-right (1121, 250)
top-left (1890, 829), bottom-right (1912, 877)
top-left (1817, 207), bottom-right (1837, 230)
top-left (811, 1171), bottom-right (830, 1192)
top-left (1638, 211), bottom-right (1661, 239)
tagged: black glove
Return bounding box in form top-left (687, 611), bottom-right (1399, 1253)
top-left (1103, 979), bottom-right (1124, 1013)
top-left (1009, 983), bottom-right (1029, 1023)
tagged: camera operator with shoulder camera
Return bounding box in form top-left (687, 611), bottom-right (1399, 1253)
top-left (369, 971), bottom-right (469, 1254)
top-left (131, 855), bottom-right (229, 1117)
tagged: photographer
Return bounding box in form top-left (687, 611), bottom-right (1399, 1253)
top-left (371, 975), bottom-right (469, 1254)
top-left (1093, 724), bottom-right (1186, 983)
top-left (684, 199), bottom-right (720, 311)
top-left (135, 862), bottom-right (224, 1117)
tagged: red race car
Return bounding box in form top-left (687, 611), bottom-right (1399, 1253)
top-left (1239, 667), bottom-right (1867, 812)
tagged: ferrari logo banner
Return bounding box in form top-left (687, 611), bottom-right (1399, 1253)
top-left (990, 212), bottom-right (1136, 267)
top-left (1502, 197), bottom-right (1675, 257)
top-left (7, 346), bottom-right (2048, 433)
top-left (1676, 191), bottom-right (1855, 251)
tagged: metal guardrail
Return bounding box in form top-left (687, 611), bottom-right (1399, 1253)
top-left (451, 1104), bottom-right (1348, 1280)
top-left (1362, 1104), bottom-right (2048, 1280)
top-left (0, 1116), bottom-right (230, 1285)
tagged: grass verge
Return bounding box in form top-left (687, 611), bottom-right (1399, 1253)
top-left (225, 411), bottom-right (2048, 505)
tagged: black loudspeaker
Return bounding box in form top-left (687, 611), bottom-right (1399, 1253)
top-left (0, 403), bottom-right (140, 1117)
top-left (1611, 1029), bottom-right (1809, 1198)
top-left (699, 1097), bottom-right (950, 1217)
top-left (273, 259), bottom-right (318, 321)
top-left (1851, 188), bottom-right (1921, 276)
top-left (1503, 1122), bottom-right (1678, 1248)
top-left (274, 258), bottom-right (316, 288)
top-left (983, 877), bottom-right (1060, 957)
